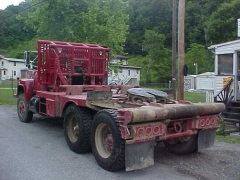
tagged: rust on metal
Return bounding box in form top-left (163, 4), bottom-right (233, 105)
top-left (121, 103), bottom-right (225, 124)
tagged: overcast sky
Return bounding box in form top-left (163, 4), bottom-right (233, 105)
top-left (0, 0), bottom-right (23, 10)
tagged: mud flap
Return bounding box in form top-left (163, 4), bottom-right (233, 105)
top-left (198, 128), bottom-right (217, 151)
top-left (125, 141), bottom-right (155, 171)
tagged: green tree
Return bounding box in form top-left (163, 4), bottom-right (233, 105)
top-left (185, 43), bottom-right (213, 75)
top-left (206, 0), bottom-right (240, 44)
top-left (185, 0), bottom-right (232, 48)
top-left (0, 1), bottom-right (36, 57)
top-left (125, 0), bottom-right (172, 55)
top-left (142, 29), bottom-right (171, 83)
top-left (26, 0), bottom-right (75, 41)
top-left (0, 3), bottom-right (34, 46)
top-left (78, 0), bottom-right (129, 54)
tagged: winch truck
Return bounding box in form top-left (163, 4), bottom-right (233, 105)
top-left (15, 40), bottom-right (225, 171)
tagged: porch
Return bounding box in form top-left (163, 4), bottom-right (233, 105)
top-left (209, 39), bottom-right (240, 133)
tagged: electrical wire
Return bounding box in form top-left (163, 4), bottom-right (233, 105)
top-left (3, 0), bottom-right (45, 19)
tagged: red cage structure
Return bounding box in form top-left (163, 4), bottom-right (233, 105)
top-left (37, 40), bottom-right (109, 87)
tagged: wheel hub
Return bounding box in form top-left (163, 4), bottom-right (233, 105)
top-left (67, 114), bottom-right (79, 143)
top-left (19, 101), bottom-right (25, 117)
top-left (95, 123), bottom-right (114, 158)
top-left (103, 134), bottom-right (113, 153)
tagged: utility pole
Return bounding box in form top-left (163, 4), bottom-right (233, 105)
top-left (177, 0), bottom-right (186, 101)
top-left (172, 0), bottom-right (177, 100)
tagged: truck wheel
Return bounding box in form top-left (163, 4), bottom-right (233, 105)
top-left (17, 94), bottom-right (33, 123)
top-left (91, 109), bottom-right (125, 171)
top-left (163, 134), bottom-right (198, 155)
top-left (64, 105), bottom-right (92, 153)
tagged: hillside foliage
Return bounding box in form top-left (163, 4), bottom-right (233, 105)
top-left (0, 0), bottom-right (239, 83)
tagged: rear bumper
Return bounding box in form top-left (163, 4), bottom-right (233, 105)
top-left (120, 114), bottom-right (221, 144)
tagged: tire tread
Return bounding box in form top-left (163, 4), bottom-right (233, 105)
top-left (91, 109), bottom-right (125, 171)
top-left (17, 94), bottom-right (33, 123)
top-left (64, 105), bottom-right (93, 153)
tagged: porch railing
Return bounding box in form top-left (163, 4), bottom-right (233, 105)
top-left (214, 78), bottom-right (233, 105)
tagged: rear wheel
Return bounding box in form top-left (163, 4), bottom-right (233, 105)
top-left (91, 109), bottom-right (125, 172)
top-left (164, 134), bottom-right (198, 155)
top-left (17, 94), bottom-right (33, 123)
top-left (64, 105), bottom-right (92, 153)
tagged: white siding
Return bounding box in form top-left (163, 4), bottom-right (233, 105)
top-left (1, 59), bottom-right (26, 80)
top-left (209, 40), bottom-right (240, 55)
top-left (108, 67), bottom-right (140, 85)
top-left (196, 76), bottom-right (214, 90)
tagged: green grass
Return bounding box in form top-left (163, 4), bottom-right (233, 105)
top-left (0, 89), bottom-right (17, 105)
top-left (0, 80), bottom-right (17, 88)
top-left (184, 92), bottom-right (206, 103)
top-left (152, 87), bottom-right (206, 103)
top-left (0, 80), bottom-right (17, 105)
top-left (215, 135), bottom-right (240, 144)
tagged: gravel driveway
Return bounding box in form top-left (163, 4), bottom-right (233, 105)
top-left (155, 141), bottom-right (240, 180)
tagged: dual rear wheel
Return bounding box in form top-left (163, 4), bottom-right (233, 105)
top-left (163, 135), bottom-right (198, 155)
top-left (64, 106), bottom-right (125, 171)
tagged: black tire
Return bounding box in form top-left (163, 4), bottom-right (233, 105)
top-left (163, 134), bottom-right (198, 155)
top-left (64, 105), bottom-right (92, 153)
top-left (91, 109), bottom-right (125, 172)
top-left (17, 94), bottom-right (33, 123)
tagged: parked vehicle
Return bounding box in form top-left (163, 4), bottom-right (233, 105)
top-left (15, 40), bottom-right (225, 171)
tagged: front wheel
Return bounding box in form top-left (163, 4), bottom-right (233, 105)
top-left (91, 109), bottom-right (125, 172)
top-left (163, 134), bottom-right (198, 155)
top-left (17, 94), bottom-right (33, 123)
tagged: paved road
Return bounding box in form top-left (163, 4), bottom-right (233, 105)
top-left (0, 105), bottom-right (240, 180)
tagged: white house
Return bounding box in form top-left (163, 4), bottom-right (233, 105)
top-left (208, 39), bottom-right (240, 100)
top-left (108, 55), bottom-right (141, 85)
top-left (0, 56), bottom-right (26, 80)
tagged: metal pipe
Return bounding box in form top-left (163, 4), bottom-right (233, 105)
top-left (123, 103), bottom-right (225, 123)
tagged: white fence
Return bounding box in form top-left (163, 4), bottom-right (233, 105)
top-left (206, 90), bottom-right (214, 103)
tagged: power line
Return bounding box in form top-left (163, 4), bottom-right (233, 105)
top-left (4, 0), bottom-right (45, 19)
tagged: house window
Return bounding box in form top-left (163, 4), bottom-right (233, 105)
top-left (218, 54), bottom-right (233, 75)
top-left (128, 69), bottom-right (131, 76)
top-left (4, 71), bottom-right (6, 75)
top-left (1, 61), bottom-right (3, 66)
top-left (14, 62), bottom-right (16, 66)
top-left (137, 70), bottom-right (139, 74)
top-left (14, 71), bottom-right (16, 76)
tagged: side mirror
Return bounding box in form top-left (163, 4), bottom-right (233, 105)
top-left (25, 51), bottom-right (30, 67)
top-left (183, 64), bottom-right (188, 76)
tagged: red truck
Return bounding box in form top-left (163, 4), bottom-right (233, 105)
top-left (15, 40), bottom-right (225, 171)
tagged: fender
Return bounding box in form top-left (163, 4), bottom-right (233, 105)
top-left (17, 79), bottom-right (35, 102)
